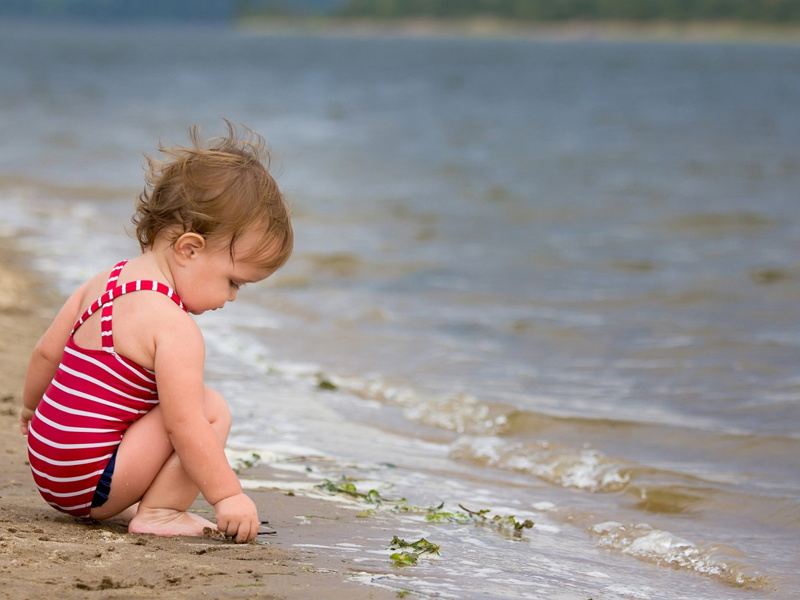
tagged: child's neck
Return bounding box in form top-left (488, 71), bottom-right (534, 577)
top-left (139, 242), bottom-right (178, 290)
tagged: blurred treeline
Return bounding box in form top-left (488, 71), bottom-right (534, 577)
top-left (335, 0), bottom-right (800, 22)
top-left (6, 0), bottom-right (799, 23)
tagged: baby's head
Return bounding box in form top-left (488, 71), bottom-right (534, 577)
top-left (132, 120), bottom-right (293, 272)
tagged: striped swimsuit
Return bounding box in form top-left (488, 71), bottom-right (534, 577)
top-left (27, 261), bottom-right (185, 518)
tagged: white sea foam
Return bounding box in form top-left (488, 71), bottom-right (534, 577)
top-left (604, 584), bottom-right (654, 599)
top-left (590, 521), bottom-right (771, 589)
top-left (449, 436), bottom-right (632, 493)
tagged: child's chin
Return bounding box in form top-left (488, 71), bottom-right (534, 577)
top-left (189, 305), bottom-right (222, 315)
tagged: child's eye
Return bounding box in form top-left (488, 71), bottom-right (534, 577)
top-left (229, 280), bottom-right (241, 290)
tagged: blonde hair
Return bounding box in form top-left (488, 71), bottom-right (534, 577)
top-left (132, 120), bottom-right (293, 272)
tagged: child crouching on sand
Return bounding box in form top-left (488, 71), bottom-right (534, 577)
top-left (19, 121), bottom-right (293, 543)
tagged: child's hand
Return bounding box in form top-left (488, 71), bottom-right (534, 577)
top-left (19, 406), bottom-right (34, 436)
top-left (214, 493), bottom-right (259, 543)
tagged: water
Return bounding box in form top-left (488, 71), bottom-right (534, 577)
top-left (1, 19), bottom-right (799, 599)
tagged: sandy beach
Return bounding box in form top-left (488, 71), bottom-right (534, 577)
top-left (0, 238), bottom-right (401, 600)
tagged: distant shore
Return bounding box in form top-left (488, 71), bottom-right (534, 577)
top-left (237, 16), bottom-right (800, 43)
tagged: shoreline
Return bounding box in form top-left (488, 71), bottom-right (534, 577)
top-left (236, 16), bottom-right (800, 44)
top-left (0, 236), bottom-right (400, 599)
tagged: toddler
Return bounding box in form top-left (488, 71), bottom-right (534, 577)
top-left (20, 121), bottom-right (293, 543)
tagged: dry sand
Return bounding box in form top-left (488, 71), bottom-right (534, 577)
top-left (0, 237), bottom-right (404, 600)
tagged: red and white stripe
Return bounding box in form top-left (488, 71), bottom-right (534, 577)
top-left (28, 260), bottom-right (186, 518)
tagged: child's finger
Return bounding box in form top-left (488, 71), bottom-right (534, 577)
top-left (230, 520), bottom-right (251, 543)
top-left (236, 518), bottom-right (259, 543)
top-left (217, 516), bottom-right (234, 538)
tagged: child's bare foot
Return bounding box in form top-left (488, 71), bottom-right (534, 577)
top-left (128, 507), bottom-right (219, 537)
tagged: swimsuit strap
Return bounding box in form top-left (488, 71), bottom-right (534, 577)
top-left (98, 261), bottom-right (128, 351)
top-left (71, 260), bottom-right (186, 353)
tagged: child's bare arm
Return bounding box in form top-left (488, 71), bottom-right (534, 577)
top-left (20, 284), bottom-right (87, 435)
top-left (153, 313), bottom-right (259, 541)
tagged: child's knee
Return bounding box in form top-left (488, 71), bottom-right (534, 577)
top-left (204, 386), bottom-right (232, 431)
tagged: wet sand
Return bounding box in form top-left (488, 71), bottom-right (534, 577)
top-left (0, 237), bottom-right (401, 600)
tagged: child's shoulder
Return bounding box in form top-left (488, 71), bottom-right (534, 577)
top-left (102, 261), bottom-right (200, 369)
top-left (71, 264), bottom-right (119, 308)
top-left (77, 259), bottom-right (191, 327)
top-left (121, 286), bottom-right (198, 343)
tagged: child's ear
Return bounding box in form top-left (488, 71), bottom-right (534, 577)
top-left (173, 233), bottom-right (206, 264)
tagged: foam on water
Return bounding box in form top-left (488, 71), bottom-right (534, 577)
top-left (449, 436), bottom-right (632, 493)
top-left (590, 521), bottom-right (772, 590)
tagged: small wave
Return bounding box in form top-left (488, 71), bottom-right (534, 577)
top-left (607, 260), bottom-right (658, 273)
top-left (276, 251), bottom-right (432, 288)
top-left (328, 375), bottom-right (513, 436)
top-left (403, 395), bottom-right (512, 436)
top-left (276, 368), bottom-right (800, 521)
top-left (748, 265), bottom-right (800, 285)
top-left (657, 211), bottom-right (775, 235)
top-left (590, 521), bottom-right (772, 591)
top-left (301, 251), bottom-right (366, 277)
top-left (449, 436), bottom-right (632, 493)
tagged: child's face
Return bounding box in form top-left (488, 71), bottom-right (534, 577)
top-left (176, 230), bottom-right (275, 315)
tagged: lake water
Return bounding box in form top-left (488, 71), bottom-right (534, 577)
top-left (1, 20), bottom-right (798, 599)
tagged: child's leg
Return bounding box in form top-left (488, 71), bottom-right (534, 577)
top-left (89, 386), bottom-right (232, 537)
